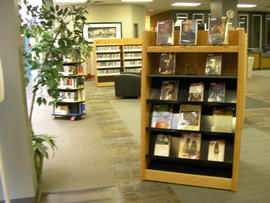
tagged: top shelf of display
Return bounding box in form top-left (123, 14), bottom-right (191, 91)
top-left (145, 30), bottom-right (242, 53)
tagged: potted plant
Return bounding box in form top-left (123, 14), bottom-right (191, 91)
top-left (19, 0), bottom-right (92, 180)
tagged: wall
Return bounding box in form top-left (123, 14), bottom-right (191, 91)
top-left (0, 0), bottom-right (36, 201)
top-left (131, 5), bottom-right (146, 37)
top-left (86, 4), bottom-right (145, 38)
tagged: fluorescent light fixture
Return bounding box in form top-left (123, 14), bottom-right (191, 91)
top-left (172, 2), bottom-right (201, 6)
top-left (121, 0), bottom-right (153, 2)
top-left (237, 4), bottom-right (257, 8)
top-left (55, 0), bottom-right (87, 3)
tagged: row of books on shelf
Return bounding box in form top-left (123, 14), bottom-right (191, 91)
top-left (96, 46), bottom-right (121, 51)
top-left (159, 53), bottom-right (222, 75)
top-left (97, 61), bottom-right (121, 68)
top-left (58, 90), bottom-right (84, 102)
top-left (156, 80), bottom-right (228, 103)
top-left (125, 68), bottom-right (141, 73)
top-left (123, 45), bottom-right (142, 50)
top-left (124, 60), bottom-right (142, 66)
top-left (97, 53), bottom-right (121, 59)
top-left (60, 65), bottom-right (84, 76)
top-left (97, 69), bottom-right (121, 74)
top-left (54, 103), bottom-right (85, 115)
top-left (124, 53), bottom-right (142, 58)
top-left (154, 133), bottom-right (226, 162)
top-left (151, 104), bottom-right (235, 132)
top-left (156, 17), bottom-right (229, 46)
top-left (58, 78), bottom-right (84, 89)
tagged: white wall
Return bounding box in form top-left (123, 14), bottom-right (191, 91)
top-left (0, 0), bottom-right (37, 201)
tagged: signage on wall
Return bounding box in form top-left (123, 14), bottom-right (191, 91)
top-left (83, 22), bottom-right (122, 43)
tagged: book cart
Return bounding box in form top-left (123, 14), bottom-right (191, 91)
top-left (52, 61), bottom-right (86, 121)
top-left (93, 38), bottom-right (142, 86)
top-left (140, 29), bottom-right (247, 191)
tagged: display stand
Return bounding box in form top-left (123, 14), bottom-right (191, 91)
top-left (140, 29), bottom-right (247, 191)
top-left (52, 61), bottom-right (86, 121)
top-left (93, 38), bottom-right (142, 86)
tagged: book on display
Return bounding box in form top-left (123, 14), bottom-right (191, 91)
top-left (156, 20), bottom-right (175, 45)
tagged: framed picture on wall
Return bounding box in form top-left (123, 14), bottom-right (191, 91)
top-left (83, 22), bottom-right (122, 42)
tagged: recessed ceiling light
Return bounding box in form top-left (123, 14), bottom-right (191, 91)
top-left (171, 2), bottom-right (201, 6)
top-left (237, 4), bottom-right (257, 8)
top-left (55, 0), bottom-right (87, 3)
top-left (121, 0), bottom-right (153, 2)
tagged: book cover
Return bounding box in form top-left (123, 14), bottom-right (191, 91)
top-left (178, 105), bottom-right (201, 131)
top-left (54, 105), bottom-right (69, 114)
top-left (207, 140), bottom-right (225, 162)
top-left (159, 53), bottom-right (176, 74)
top-left (160, 80), bottom-right (179, 100)
top-left (205, 54), bottom-right (222, 75)
top-left (178, 133), bottom-right (201, 160)
top-left (156, 20), bottom-right (174, 45)
top-left (208, 83), bottom-right (226, 102)
top-left (151, 105), bottom-right (173, 129)
top-left (170, 136), bottom-right (180, 158)
top-left (211, 115), bottom-right (235, 133)
top-left (180, 20), bottom-right (198, 45)
top-left (208, 17), bottom-right (229, 45)
top-left (154, 134), bottom-right (171, 157)
top-left (171, 113), bottom-right (179, 129)
top-left (188, 82), bottom-right (204, 102)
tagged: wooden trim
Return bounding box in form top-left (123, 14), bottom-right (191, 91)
top-left (144, 169), bottom-right (233, 190)
top-left (96, 82), bottom-right (115, 86)
top-left (147, 46), bottom-right (239, 53)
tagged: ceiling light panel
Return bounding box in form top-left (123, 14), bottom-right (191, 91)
top-left (55, 0), bottom-right (87, 2)
top-left (121, 0), bottom-right (153, 2)
top-left (237, 4), bottom-right (257, 8)
top-left (171, 2), bottom-right (201, 7)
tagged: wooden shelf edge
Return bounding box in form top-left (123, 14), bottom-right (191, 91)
top-left (96, 82), bottom-right (115, 87)
top-left (146, 46), bottom-right (239, 53)
top-left (143, 169), bottom-right (233, 191)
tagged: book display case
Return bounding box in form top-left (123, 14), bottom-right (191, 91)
top-left (93, 38), bottom-right (142, 86)
top-left (52, 61), bottom-right (86, 121)
top-left (140, 29), bottom-right (247, 191)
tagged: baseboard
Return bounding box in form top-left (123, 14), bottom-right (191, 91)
top-left (0, 196), bottom-right (36, 203)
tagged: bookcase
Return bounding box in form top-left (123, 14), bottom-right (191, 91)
top-left (93, 38), bottom-right (142, 86)
top-left (140, 29), bottom-right (247, 191)
top-left (52, 61), bottom-right (86, 121)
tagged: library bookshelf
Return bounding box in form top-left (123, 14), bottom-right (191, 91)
top-left (140, 29), bottom-right (247, 191)
top-left (93, 38), bottom-right (142, 86)
top-left (52, 61), bottom-right (86, 121)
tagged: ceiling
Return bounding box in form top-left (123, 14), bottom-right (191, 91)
top-left (55, 0), bottom-right (270, 15)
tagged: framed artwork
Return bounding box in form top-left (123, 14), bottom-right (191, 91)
top-left (83, 22), bottom-right (122, 42)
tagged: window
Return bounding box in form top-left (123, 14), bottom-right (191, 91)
top-left (266, 15), bottom-right (270, 44)
top-left (193, 13), bottom-right (204, 25)
top-left (176, 13), bottom-right (188, 21)
top-left (238, 14), bottom-right (249, 33)
top-left (134, 23), bottom-right (138, 38)
top-left (252, 15), bottom-right (262, 48)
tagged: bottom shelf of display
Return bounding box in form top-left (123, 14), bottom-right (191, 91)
top-left (52, 112), bottom-right (85, 117)
top-left (142, 169), bottom-right (234, 191)
top-left (147, 156), bottom-right (232, 178)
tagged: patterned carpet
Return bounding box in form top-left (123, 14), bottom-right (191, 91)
top-left (86, 83), bottom-right (180, 202)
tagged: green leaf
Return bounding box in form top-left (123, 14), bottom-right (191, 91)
top-left (37, 97), bottom-right (43, 105)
